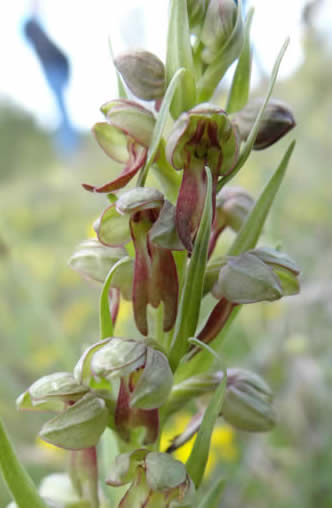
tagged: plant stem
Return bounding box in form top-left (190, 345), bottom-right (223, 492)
top-left (0, 418), bottom-right (48, 508)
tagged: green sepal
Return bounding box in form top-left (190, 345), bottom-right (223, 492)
top-left (129, 348), bottom-right (173, 410)
top-left (166, 0), bottom-right (196, 118)
top-left (106, 449), bottom-right (149, 486)
top-left (226, 8), bottom-right (254, 114)
top-left (40, 393), bottom-right (109, 450)
top-left (145, 452), bottom-right (187, 491)
top-left (74, 339), bottom-right (111, 385)
top-left (169, 166), bottom-right (213, 370)
top-left (95, 206), bottom-right (131, 247)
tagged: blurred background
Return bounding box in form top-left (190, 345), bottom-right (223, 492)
top-left (1, 0), bottom-right (331, 506)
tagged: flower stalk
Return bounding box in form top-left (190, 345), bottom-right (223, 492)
top-left (5, 2), bottom-right (299, 508)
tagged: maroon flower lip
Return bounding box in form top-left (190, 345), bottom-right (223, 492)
top-left (166, 104), bottom-right (240, 251)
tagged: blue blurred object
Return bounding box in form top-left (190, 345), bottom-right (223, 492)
top-left (24, 17), bottom-right (78, 156)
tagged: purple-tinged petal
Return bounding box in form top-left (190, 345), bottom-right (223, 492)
top-left (197, 297), bottom-right (236, 345)
top-left (150, 242), bottom-right (178, 332)
top-left (176, 160), bottom-right (207, 252)
top-left (130, 212), bottom-right (153, 336)
top-left (83, 143), bottom-right (147, 193)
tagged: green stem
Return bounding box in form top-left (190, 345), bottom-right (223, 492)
top-left (0, 418), bottom-right (48, 508)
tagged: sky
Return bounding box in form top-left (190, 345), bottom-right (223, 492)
top-left (0, 0), bottom-right (331, 131)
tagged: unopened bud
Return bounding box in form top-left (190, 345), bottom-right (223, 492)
top-left (213, 248), bottom-right (300, 303)
top-left (114, 50), bottom-right (165, 101)
top-left (201, 0), bottom-right (242, 64)
top-left (232, 99), bottom-right (296, 150)
top-left (107, 450), bottom-right (194, 507)
top-left (222, 368), bottom-right (276, 432)
top-left (68, 239), bottom-right (127, 283)
top-left (215, 186), bottom-right (255, 232)
top-left (187, 0), bottom-right (208, 34)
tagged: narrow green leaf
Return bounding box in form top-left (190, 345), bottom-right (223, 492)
top-left (186, 374), bottom-right (226, 487)
top-left (0, 418), bottom-right (48, 508)
top-left (226, 8), bottom-right (254, 114)
top-left (166, 0), bottom-right (196, 117)
top-left (100, 257), bottom-right (131, 340)
top-left (169, 167), bottom-right (213, 371)
top-left (108, 37), bottom-right (127, 99)
top-left (196, 477), bottom-right (226, 508)
top-left (229, 140), bottom-right (296, 256)
top-left (219, 38), bottom-right (290, 189)
top-left (137, 67), bottom-right (185, 187)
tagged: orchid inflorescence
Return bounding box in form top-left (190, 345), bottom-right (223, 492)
top-left (7, 1), bottom-right (299, 507)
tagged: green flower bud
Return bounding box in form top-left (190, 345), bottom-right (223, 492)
top-left (222, 368), bottom-right (276, 432)
top-left (201, 0), bottom-right (240, 64)
top-left (40, 392), bottom-right (109, 450)
top-left (215, 186), bottom-right (255, 232)
top-left (16, 372), bottom-right (89, 413)
top-left (88, 338), bottom-right (173, 410)
top-left (107, 450), bottom-right (194, 508)
top-left (232, 98), bottom-right (296, 150)
top-left (114, 50), bottom-right (165, 101)
top-left (213, 248), bottom-right (300, 303)
top-left (187, 0), bottom-right (208, 34)
top-left (68, 239), bottom-right (127, 283)
top-left (213, 252), bottom-right (283, 303)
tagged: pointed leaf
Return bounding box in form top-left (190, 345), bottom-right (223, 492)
top-left (226, 8), bottom-right (254, 114)
top-left (220, 38), bottom-right (290, 188)
top-left (0, 418), bottom-right (48, 508)
top-left (166, 0), bottom-right (196, 118)
top-left (229, 141), bottom-right (295, 256)
top-left (100, 257), bottom-right (131, 340)
top-left (169, 167), bottom-right (213, 370)
top-left (186, 374), bottom-right (226, 487)
top-left (196, 477), bottom-right (226, 508)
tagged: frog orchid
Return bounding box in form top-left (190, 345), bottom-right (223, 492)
top-left (166, 103), bottom-right (240, 251)
top-left (83, 99), bottom-right (155, 193)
